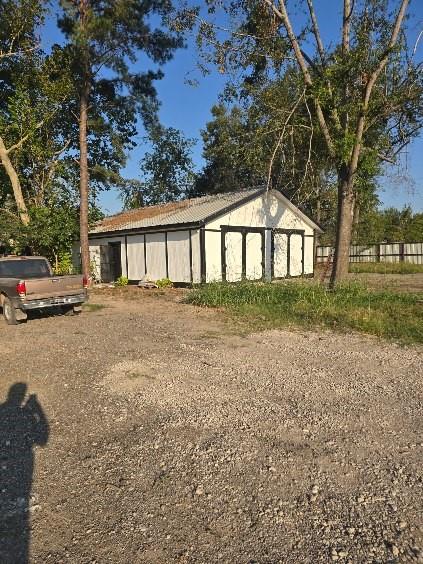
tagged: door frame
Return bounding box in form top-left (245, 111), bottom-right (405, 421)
top-left (271, 228), bottom-right (305, 279)
top-left (221, 226), bottom-right (265, 282)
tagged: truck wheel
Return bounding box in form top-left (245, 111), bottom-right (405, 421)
top-left (3, 298), bottom-right (19, 325)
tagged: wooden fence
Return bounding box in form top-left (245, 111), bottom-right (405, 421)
top-left (316, 242), bottom-right (423, 264)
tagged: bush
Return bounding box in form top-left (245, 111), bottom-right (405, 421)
top-left (156, 278), bottom-right (173, 288)
top-left (53, 253), bottom-right (74, 275)
top-left (115, 276), bottom-right (129, 287)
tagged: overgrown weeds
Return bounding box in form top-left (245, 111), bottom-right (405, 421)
top-left (186, 281), bottom-right (423, 344)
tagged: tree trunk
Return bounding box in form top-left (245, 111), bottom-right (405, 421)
top-left (79, 86), bottom-right (90, 280)
top-left (314, 184), bottom-right (321, 260)
top-left (330, 166), bottom-right (355, 286)
top-left (0, 136), bottom-right (30, 226)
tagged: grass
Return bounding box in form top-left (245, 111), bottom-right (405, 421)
top-left (349, 262), bottom-right (423, 275)
top-left (186, 281), bottom-right (423, 344)
top-left (82, 303), bottom-right (107, 312)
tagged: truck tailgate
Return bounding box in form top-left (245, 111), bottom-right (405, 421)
top-left (24, 275), bottom-right (84, 300)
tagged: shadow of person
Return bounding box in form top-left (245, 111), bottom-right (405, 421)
top-left (0, 383), bottom-right (49, 564)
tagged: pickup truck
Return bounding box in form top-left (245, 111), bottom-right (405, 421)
top-left (0, 256), bottom-right (88, 325)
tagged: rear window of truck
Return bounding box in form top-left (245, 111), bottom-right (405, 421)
top-left (0, 259), bottom-right (50, 278)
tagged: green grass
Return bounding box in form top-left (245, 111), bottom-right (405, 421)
top-left (349, 262), bottom-right (423, 274)
top-left (82, 303), bottom-right (107, 312)
top-left (186, 281), bottom-right (423, 344)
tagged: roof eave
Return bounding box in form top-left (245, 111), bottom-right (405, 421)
top-left (88, 220), bottom-right (202, 238)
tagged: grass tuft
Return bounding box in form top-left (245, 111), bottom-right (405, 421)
top-left (349, 262), bottom-right (423, 275)
top-left (185, 281), bottom-right (423, 344)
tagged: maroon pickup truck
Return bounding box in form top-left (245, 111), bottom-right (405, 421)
top-left (0, 256), bottom-right (88, 325)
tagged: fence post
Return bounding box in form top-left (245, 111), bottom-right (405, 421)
top-left (376, 243), bottom-right (381, 262)
top-left (399, 242), bottom-right (405, 262)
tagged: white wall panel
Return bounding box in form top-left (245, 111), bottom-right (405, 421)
top-left (245, 232), bottom-right (263, 280)
top-left (273, 233), bottom-right (288, 278)
top-left (205, 230), bottom-right (222, 282)
top-left (191, 230), bottom-right (202, 283)
top-left (225, 231), bottom-right (243, 282)
top-left (127, 235), bottom-right (145, 280)
top-left (167, 231), bottom-right (191, 283)
top-left (289, 234), bottom-right (303, 276)
top-left (303, 237), bottom-right (314, 274)
top-left (145, 233), bottom-right (167, 280)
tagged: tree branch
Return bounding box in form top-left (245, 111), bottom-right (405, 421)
top-left (261, 0), bottom-right (335, 157)
top-left (306, 0), bottom-right (326, 64)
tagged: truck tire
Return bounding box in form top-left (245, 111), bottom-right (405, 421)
top-left (3, 297), bottom-right (19, 325)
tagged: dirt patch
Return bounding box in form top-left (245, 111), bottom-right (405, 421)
top-left (0, 293), bottom-right (422, 563)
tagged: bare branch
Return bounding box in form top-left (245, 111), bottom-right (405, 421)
top-left (348, 0), bottom-right (410, 181)
top-left (266, 89), bottom-right (305, 190)
top-left (261, 0), bottom-right (335, 157)
top-left (413, 28), bottom-right (423, 56)
top-left (305, 0), bottom-right (326, 64)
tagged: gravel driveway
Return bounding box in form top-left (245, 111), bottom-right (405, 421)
top-left (1, 290), bottom-right (422, 563)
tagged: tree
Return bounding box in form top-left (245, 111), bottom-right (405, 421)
top-left (0, 0), bottom-right (49, 225)
top-left (122, 127), bottom-right (196, 207)
top-left (187, 0), bottom-right (423, 284)
top-left (58, 0), bottom-right (184, 278)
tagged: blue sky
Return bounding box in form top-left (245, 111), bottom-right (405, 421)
top-left (43, 1), bottom-right (423, 215)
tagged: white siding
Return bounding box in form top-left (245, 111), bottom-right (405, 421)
top-left (145, 233), bottom-right (167, 280)
top-left (205, 230), bottom-right (221, 282)
top-left (127, 235), bottom-right (145, 280)
top-left (245, 232), bottom-right (263, 280)
top-left (205, 191), bottom-right (316, 281)
top-left (303, 236), bottom-right (314, 275)
top-left (273, 233), bottom-right (288, 278)
top-left (290, 233), bottom-right (303, 276)
top-left (225, 231), bottom-right (243, 282)
top-left (191, 230), bottom-right (202, 283)
top-left (206, 191), bottom-right (314, 235)
top-left (167, 231), bottom-right (191, 283)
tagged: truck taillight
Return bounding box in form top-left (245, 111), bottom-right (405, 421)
top-left (16, 280), bottom-right (26, 297)
top-left (83, 275), bottom-right (89, 289)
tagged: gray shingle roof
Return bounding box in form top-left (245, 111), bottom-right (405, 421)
top-left (90, 188), bottom-right (265, 234)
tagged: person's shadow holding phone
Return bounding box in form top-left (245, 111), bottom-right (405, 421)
top-left (0, 383), bottom-right (49, 563)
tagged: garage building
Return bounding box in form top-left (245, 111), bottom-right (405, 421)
top-left (82, 187), bottom-right (323, 284)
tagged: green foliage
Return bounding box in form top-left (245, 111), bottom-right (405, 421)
top-left (356, 207), bottom-right (423, 244)
top-left (349, 262), bottom-right (423, 275)
top-left (186, 281), bottom-right (423, 343)
top-left (156, 277), bottom-right (173, 288)
top-left (115, 276), bottom-right (129, 287)
top-left (53, 252), bottom-right (74, 275)
top-left (122, 127), bottom-right (196, 207)
top-left (58, 0), bottom-right (185, 192)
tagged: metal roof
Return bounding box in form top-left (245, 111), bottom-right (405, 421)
top-left (90, 188), bottom-right (265, 234)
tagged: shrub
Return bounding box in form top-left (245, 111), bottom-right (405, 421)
top-left (115, 276), bottom-right (129, 287)
top-left (156, 278), bottom-right (173, 288)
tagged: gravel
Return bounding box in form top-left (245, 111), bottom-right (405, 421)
top-left (1, 290), bottom-right (422, 563)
